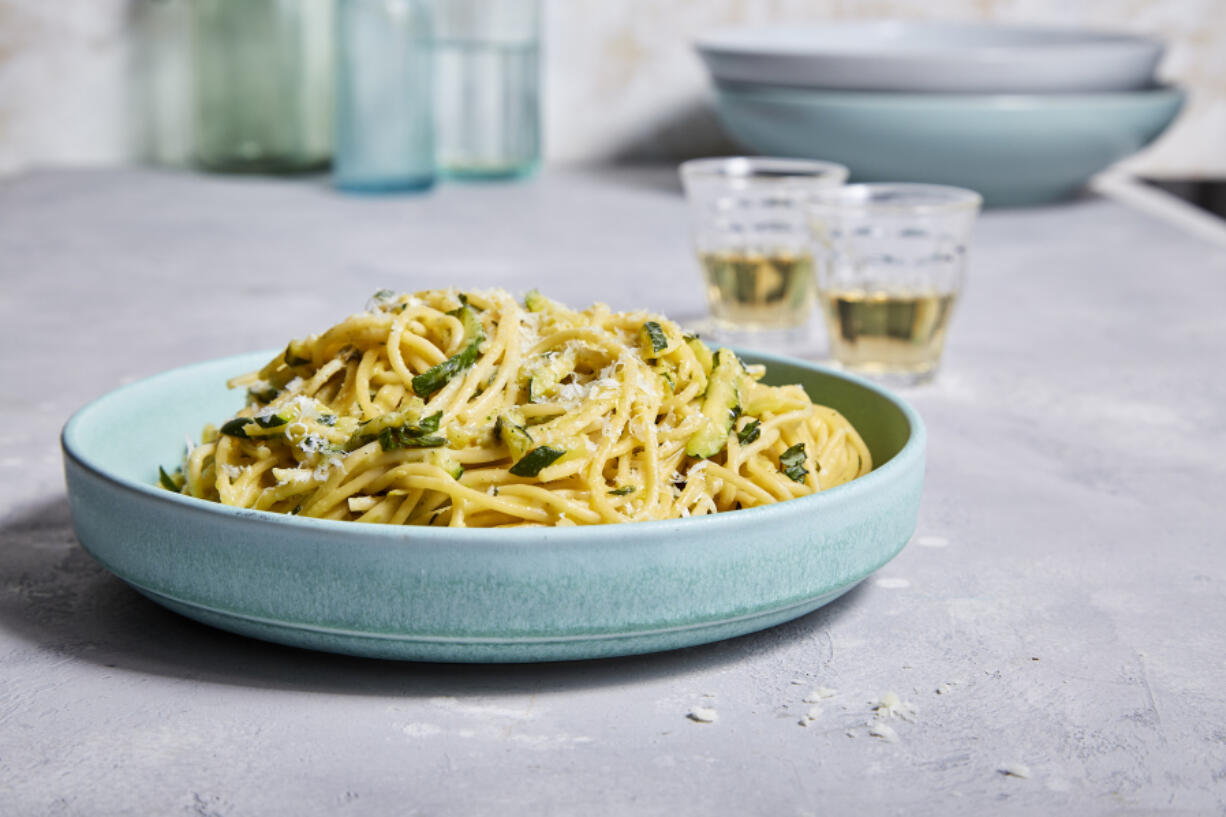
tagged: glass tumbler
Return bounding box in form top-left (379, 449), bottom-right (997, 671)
top-left (809, 184), bottom-right (983, 386)
top-left (334, 0), bottom-right (435, 192)
top-left (679, 157), bottom-right (848, 351)
top-left (190, 0), bottom-right (334, 173)
top-left (434, 0), bottom-right (541, 179)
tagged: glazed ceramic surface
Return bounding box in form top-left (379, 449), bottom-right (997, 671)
top-left (714, 84), bottom-right (1184, 207)
top-left (697, 21), bottom-right (1164, 94)
top-left (61, 349), bottom-right (925, 663)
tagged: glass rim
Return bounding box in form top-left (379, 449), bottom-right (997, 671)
top-left (809, 183), bottom-right (983, 215)
top-left (679, 156), bottom-right (849, 184)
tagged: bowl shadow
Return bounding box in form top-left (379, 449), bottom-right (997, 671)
top-left (1, 496), bottom-right (864, 698)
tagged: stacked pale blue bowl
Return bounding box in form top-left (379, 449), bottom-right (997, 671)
top-left (697, 21), bottom-right (1183, 207)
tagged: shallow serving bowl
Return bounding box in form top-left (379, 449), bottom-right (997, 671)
top-left (714, 83), bottom-right (1184, 207)
top-left (697, 20), bottom-right (1165, 94)
top-left (62, 349), bottom-right (924, 663)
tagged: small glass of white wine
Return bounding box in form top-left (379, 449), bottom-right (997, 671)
top-left (809, 184), bottom-right (982, 386)
top-left (679, 157), bottom-right (848, 353)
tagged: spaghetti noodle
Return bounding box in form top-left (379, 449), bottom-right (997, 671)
top-left (161, 289), bottom-right (871, 527)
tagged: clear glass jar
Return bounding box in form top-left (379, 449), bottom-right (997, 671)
top-left (679, 157), bottom-right (849, 356)
top-left (190, 0), bottom-right (334, 173)
top-left (810, 184), bottom-right (983, 385)
top-left (334, 0), bottom-right (435, 192)
top-left (434, 0), bottom-right (542, 180)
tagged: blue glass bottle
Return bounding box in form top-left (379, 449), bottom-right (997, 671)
top-left (334, 0), bottom-right (435, 192)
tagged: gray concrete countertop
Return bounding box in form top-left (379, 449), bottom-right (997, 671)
top-left (1, 168), bottom-right (1224, 815)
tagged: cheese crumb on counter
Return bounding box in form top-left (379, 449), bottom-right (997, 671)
top-left (868, 722), bottom-right (900, 743)
top-left (802, 686), bottom-right (837, 703)
top-left (797, 705), bottom-right (823, 727)
top-left (872, 691), bottom-right (918, 722)
top-left (687, 707), bottom-right (718, 724)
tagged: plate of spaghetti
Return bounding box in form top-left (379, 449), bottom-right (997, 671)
top-left (62, 289), bottom-right (925, 662)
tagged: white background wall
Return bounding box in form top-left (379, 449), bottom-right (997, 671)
top-left (0, 0), bottom-right (1222, 177)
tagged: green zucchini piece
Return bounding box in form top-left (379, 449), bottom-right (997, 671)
top-left (524, 289), bottom-right (548, 312)
top-left (640, 321), bottom-right (668, 356)
top-left (495, 410), bottom-right (534, 461)
top-left (526, 348), bottom-right (576, 402)
top-left (411, 305), bottom-right (485, 398)
top-left (348, 410), bottom-right (444, 451)
top-left (742, 381), bottom-right (808, 415)
top-left (684, 348), bottom-right (742, 458)
top-left (426, 449), bottom-right (464, 480)
top-left (685, 334), bottom-right (714, 377)
top-left (780, 443), bottom-right (808, 483)
top-left (509, 446), bottom-right (566, 478)
top-left (284, 339), bottom-right (312, 367)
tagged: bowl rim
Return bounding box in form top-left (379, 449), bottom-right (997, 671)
top-left (714, 80), bottom-right (1186, 107)
top-left (811, 183), bottom-right (984, 216)
top-left (61, 347), bottom-right (927, 546)
top-left (695, 19), bottom-right (1165, 58)
top-left (679, 156), bottom-right (849, 186)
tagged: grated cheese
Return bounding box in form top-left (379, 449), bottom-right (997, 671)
top-left (868, 722), bottom-right (900, 743)
top-left (872, 691), bottom-right (917, 722)
top-left (802, 686), bottom-right (837, 703)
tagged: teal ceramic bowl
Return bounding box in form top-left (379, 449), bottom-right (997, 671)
top-left (61, 350), bottom-right (925, 663)
top-left (714, 83), bottom-right (1184, 207)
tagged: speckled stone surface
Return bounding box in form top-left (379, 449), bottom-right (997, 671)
top-left (1, 168), bottom-right (1225, 814)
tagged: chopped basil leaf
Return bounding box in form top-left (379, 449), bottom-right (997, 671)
top-left (411, 305), bottom-right (484, 398)
top-left (609, 485), bottom-right (636, 496)
top-left (157, 466), bottom-right (179, 492)
top-left (219, 418), bottom-right (252, 438)
top-left (415, 411), bottom-right (442, 433)
top-left (221, 411), bottom-right (290, 437)
top-left (376, 427), bottom-right (447, 451)
top-left (318, 414), bottom-right (337, 426)
top-left (249, 385), bottom-right (279, 404)
top-left (253, 412), bottom-right (290, 429)
top-left (509, 446), bottom-right (566, 477)
top-left (737, 418), bottom-right (761, 445)
top-left (780, 443), bottom-right (808, 483)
